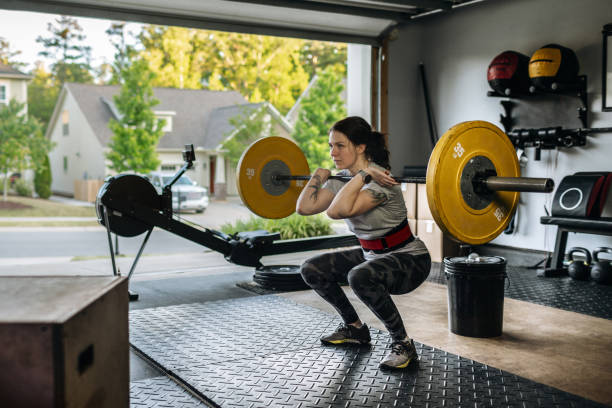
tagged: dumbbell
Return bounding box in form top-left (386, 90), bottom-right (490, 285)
top-left (567, 247), bottom-right (591, 280)
top-left (591, 247), bottom-right (612, 285)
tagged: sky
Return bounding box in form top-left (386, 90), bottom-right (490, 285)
top-left (0, 9), bottom-right (143, 72)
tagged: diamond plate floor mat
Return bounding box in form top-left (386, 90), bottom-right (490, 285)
top-left (129, 296), bottom-right (605, 408)
top-left (130, 296), bottom-right (341, 370)
top-left (130, 376), bottom-right (208, 407)
top-left (427, 263), bottom-right (612, 319)
top-left (175, 342), bottom-right (602, 408)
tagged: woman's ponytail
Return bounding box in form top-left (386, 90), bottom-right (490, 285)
top-left (365, 130), bottom-right (391, 170)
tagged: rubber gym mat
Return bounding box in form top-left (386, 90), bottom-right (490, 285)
top-left (427, 264), bottom-right (612, 319)
top-left (129, 296), bottom-right (605, 408)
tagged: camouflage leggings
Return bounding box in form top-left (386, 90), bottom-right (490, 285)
top-left (300, 247), bottom-right (431, 341)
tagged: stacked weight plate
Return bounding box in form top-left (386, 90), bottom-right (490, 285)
top-left (253, 265), bottom-right (310, 291)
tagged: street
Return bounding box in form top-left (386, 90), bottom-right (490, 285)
top-left (0, 228), bottom-right (213, 258)
top-left (0, 197), bottom-right (256, 259)
top-left (0, 197), bottom-right (349, 260)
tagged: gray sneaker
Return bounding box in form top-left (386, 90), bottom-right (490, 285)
top-left (380, 339), bottom-right (418, 369)
top-left (321, 323), bottom-right (371, 345)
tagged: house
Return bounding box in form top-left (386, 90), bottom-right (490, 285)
top-left (46, 83), bottom-right (293, 199)
top-left (0, 62), bottom-right (31, 110)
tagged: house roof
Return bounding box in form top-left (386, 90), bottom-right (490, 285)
top-left (64, 83), bottom-right (250, 150)
top-left (0, 63), bottom-right (31, 79)
top-left (207, 101), bottom-right (294, 149)
top-left (206, 103), bottom-right (264, 149)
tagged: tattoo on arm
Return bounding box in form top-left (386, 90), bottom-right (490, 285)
top-left (366, 188), bottom-right (387, 204)
top-left (309, 175), bottom-right (323, 200)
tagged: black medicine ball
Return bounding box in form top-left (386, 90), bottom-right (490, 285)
top-left (529, 44), bottom-right (579, 90)
top-left (487, 51), bottom-right (531, 95)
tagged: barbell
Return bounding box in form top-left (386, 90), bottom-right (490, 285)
top-left (236, 120), bottom-right (555, 245)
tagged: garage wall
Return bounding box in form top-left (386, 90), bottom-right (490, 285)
top-left (387, 0), bottom-right (612, 252)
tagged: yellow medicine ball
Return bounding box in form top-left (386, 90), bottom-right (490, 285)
top-left (528, 44), bottom-right (579, 90)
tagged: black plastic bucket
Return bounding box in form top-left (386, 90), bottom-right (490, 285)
top-left (444, 254), bottom-right (507, 338)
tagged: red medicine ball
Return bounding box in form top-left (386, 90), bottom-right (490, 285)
top-left (487, 51), bottom-right (530, 96)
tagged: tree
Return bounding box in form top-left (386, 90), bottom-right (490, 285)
top-left (34, 155), bottom-right (52, 199)
top-left (0, 100), bottom-right (53, 201)
top-left (299, 41), bottom-right (347, 78)
top-left (139, 26), bottom-right (204, 89)
top-left (139, 27), bottom-right (311, 114)
top-left (105, 22), bottom-right (137, 85)
top-left (0, 37), bottom-right (25, 68)
top-left (36, 15), bottom-right (93, 85)
top-left (292, 68), bottom-right (346, 170)
top-left (137, 26), bottom-right (349, 115)
top-left (202, 32), bottom-right (309, 115)
top-left (27, 62), bottom-right (59, 133)
top-left (105, 59), bottom-right (164, 174)
top-left (221, 105), bottom-right (278, 167)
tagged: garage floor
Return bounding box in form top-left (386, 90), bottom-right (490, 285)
top-left (127, 259), bottom-right (612, 407)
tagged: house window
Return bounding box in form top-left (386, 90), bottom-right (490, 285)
top-left (62, 110), bottom-right (69, 136)
top-left (154, 111), bottom-right (176, 132)
top-left (161, 164), bottom-right (176, 172)
top-left (63, 156), bottom-right (68, 172)
top-left (157, 116), bottom-right (173, 132)
top-left (0, 84), bottom-right (6, 105)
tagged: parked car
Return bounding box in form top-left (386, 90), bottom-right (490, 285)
top-left (148, 172), bottom-right (209, 213)
top-left (8, 172), bottom-right (21, 187)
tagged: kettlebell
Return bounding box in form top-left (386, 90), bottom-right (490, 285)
top-left (567, 247), bottom-right (591, 280)
top-left (591, 247), bottom-right (612, 284)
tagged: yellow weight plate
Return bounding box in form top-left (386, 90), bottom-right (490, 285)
top-left (426, 121), bottom-right (520, 245)
top-left (236, 136), bottom-right (310, 219)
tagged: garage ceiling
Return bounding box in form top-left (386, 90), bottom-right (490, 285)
top-left (2, 0), bottom-right (485, 45)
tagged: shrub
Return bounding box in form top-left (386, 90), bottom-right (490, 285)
top-left (34, 156), bottom-right (52, 199)
top-left (14, 178), bottom-right (32, 197)
top-left (220, 213), bottom-right (333, 240)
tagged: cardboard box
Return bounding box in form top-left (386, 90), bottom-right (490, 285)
top-left (0, 276), bottom-right (129, 408)
top-left (417, 183), bottom-right (433, 220)
top-left (401, 183), bottom-right (418, 219)
top-left (417, 219), bottom-right (461, 263)
top-left (408, 218), bottom-right (417, 235)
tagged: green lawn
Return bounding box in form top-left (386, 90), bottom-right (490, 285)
top-left (0, 196), bottom-right (97, 217)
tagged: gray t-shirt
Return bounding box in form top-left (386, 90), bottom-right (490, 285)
top-left (323, 164), bottom-right (429, 260)
top-left (323, 164), bottom-right (408, 240)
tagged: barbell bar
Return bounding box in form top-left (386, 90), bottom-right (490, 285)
top-left (236, 120), bottom-right (555, 245)
top-left (273, 175), bottom-right (554, 193)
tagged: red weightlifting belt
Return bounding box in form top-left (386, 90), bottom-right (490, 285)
top-left (359, 219), bottom-right (414, 253)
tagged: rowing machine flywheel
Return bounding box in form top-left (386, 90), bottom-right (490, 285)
top-left (96, 174), bottom-right (160, 237)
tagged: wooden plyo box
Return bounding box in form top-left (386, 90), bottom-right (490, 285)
top-left (0, 276), bottom-right (129, 408)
